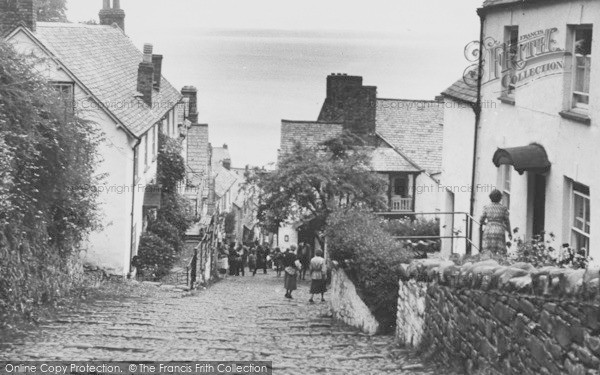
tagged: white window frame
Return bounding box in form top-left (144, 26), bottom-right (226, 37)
top-left (569, 25), bottom-right (593, 112)
top-left (571, 184), bottom-right (590, 254)
top-left (503, 26), bottom-right (519, 99)
top-left (498, 165), bottom-right (511, 209)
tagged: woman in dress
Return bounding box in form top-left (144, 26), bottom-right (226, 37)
top-left (308, 250), bottom-right (327, 303)
top-left (480, 189), bottom-right (512, 256)
top-left (282, 246), bottom-right (300, 299)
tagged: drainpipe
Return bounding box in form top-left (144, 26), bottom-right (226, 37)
top-left (129, 137), bottom-right (142, 276)
top-left (468, 8), bottom-right (486, 255)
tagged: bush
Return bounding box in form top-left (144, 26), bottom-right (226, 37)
top-left (382, 217), bottom-right (441, 256)
top-left (147, 218), bottom-right (184, 253)
top-left (0, 41), bottom-right (101, 323)
top-left (132, 233), bottom-right (176, 280)
top-left (326, 209), bottom-right (412, 333)
top-left (510, 232), bottom-right (591, 269)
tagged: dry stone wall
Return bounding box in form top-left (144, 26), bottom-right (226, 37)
top-left (397, 259), bottom-right (600, 375)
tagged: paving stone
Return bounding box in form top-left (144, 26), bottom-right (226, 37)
top-left (0, 273), bottom-right (457, 374)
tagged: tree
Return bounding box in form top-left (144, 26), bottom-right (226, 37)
top-left (253, 131), bottom-right (387, 237)
top-left (35, 0), bottom-right (68, 22)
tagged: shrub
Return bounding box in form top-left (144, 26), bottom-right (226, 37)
top-left (147, 218), bottom-right (184, 253)
top-left (132, 233), bottom-right (176, 280)
top-left (0, 41), bottom-right (101, 323)
top-left (510, 232), bottom-right (591, 269)
top-left (382, 217), bottom-right (441, 256)
top-left (326, 209), bottom-right (412, 333)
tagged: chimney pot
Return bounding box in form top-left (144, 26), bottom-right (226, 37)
top-left (142, 43), bottom-right (153, 63)
top-left (99, 0), bottom-right (125, 32)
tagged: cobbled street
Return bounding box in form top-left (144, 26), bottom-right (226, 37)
top-left (0, 273), bottom-right (455, 374)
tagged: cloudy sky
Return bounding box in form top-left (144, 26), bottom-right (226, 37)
top-left (67, 0), bottom-right (483, 168)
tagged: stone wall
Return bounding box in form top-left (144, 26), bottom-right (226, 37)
top-left (330, 267), bottom-right (379, 335)
top-left (396, 279), bottom-right (427, 348)
top-left (396, 259), bottom-right (600, 374)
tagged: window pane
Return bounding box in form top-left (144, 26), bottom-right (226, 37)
top-left (572, 28), bottom-right (592, 108)
top-left (572, 231), bottom-right (590, 253)
top-left (575, 29), bottom-right (592, 56)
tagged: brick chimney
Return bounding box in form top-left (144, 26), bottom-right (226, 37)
top-left (181, 86), bottom-right (199, 124)
top-left (152, 54), bottom-right (163, 90)
top-left (99, 0), bottom-right (125, 32)
top-left (0, 0), bottom-right (36, 35)
top-left (318, 73), bottom-right (377, 139)
top-left (137, 43), bottom-right (154, 107)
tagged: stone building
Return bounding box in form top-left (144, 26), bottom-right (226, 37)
top-left (1, 0), bottom-right (200, 275)
top-left (441, 0), bottom-right (599, 258)
top-left (278, 74), bottom-right (444, 249)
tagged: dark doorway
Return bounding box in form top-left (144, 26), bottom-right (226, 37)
top-left (532, 173), bottom-right (546, 236)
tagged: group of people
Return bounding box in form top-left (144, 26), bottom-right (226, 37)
top-left (217, 242), bottom-right (269, 276)
top-left (216, 241), bottom-right (328, 303)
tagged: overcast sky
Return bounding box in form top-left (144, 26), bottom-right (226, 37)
top-left (67, 0), bottom-right (483, 168)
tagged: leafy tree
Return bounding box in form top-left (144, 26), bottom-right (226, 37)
top-left (0, 41), bottom-right (101, 320)
top-left (253, 131), bottom-right (387, 237)
top-left (35, 0), bottom-right (68, 22)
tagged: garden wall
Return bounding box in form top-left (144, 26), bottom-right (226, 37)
top-left (397, 259), bottom-right (600, 374)
top-left (330, 266), bottom-right (379, 335)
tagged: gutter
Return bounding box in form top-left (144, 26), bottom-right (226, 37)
top-left (468, 8), bottom-right (486, 255)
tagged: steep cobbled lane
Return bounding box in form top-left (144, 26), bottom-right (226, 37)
top-left (0, 273), bottom-right (454, 374)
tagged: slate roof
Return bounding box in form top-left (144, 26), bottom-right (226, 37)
top-left (279, 120), bottom-right (420, 173)
top-left (370, 147), bottom-right (420, 173)
top-left (34, 22), bottom-right (182, 138)
top-left (375, 99), bottom-right (444, 175)
top-left (441, 78), bottom-right (478, 104)
top-left (213, 166), bottom-right (238, 198)
top-left (212, 146), bottom-right (231, 171)
top-left (279, 120), bottom-right (343, 156)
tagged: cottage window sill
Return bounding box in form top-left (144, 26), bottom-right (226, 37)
top-left (559, 110), bottom-right (591, 125)
top-left (498, 96), bottom-right (515, 105)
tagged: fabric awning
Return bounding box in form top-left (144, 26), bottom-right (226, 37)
top-left (492, 143), bottom-right (551, 175)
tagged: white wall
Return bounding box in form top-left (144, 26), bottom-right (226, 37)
top-left (278, 224), bottom-right (298, 250)
top-left (475, 2), bottom-right (600, 258)
top-left (439, 98), bottom-right (477, 255)
top-left (8, 30), bottom-right (167, 275)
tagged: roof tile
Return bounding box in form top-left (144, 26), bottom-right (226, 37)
top-left (35, 23), bottom-right (182, 137)
top-left (375, 99), bottom-right (444, 174)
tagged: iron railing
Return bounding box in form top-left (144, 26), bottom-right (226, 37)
top-left (378, 211), bottom-right (484, 255)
